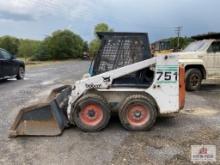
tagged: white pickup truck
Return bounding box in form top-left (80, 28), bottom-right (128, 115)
top-left (178, 39), bottom-right (220, 91)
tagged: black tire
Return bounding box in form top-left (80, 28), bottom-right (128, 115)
top-left (185, 68), bottom-right (202, 91)
top-left (72, 94), bottom-right (111, 132)
top-left (119, 95), bottom-right (157, 131)
top-left (16, 66), bottom-right (25, 80)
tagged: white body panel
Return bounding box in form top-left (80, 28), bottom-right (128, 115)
top-left (67, 55), bottom-right (180, 119)
top-left (206, 51), bottom-right (220, 78)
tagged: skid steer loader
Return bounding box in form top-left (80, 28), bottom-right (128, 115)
top-left (9, 32), bottom-right (185, 137)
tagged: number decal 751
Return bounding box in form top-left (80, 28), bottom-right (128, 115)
top-left (156, 71), bottom-right (178, 82)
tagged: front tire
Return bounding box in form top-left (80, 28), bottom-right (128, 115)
top-left (72, 94), bottom-right (111, 132)
top-left (185, 68), bottom-right (202, 91)
top-left (16, 66), bottom-right (25, 80)
top-left (119, 95), bottom-right (157, 131)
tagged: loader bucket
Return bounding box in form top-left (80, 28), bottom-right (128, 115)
top-left (9, 85), bottom-right (72, 138)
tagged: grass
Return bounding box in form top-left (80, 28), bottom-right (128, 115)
top-left (17, 58), bottom-right (76, 68)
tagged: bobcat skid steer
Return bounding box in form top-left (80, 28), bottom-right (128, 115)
top-left (9, 32), bottom-right (185, 137)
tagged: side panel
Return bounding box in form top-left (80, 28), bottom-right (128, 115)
top-left (4, 60), bottom-right (16, 76)
top-left (203, 53), bottom-right (216, 78)
top-left (11, 60), bottom-right (20, 76)
top-left (0, 59), bottom-right (9, 78)
top-left (205, 41), bottom-right (220, 79)
top-left (0, 50), bottom-right (16, 77)
top-left (146, 55), bottom-right (180, 114)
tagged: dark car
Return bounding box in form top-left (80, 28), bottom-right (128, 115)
top-left (0, 48), bottom-right (25, 80)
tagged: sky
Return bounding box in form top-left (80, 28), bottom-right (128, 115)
top-left (0, 0), bottom-right (219, 42)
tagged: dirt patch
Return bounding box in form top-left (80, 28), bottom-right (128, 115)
top-left (166, 127), bottom-right (219, 165)
top-left (183, 107), bottom-right (219, 117)
top-left (111, 127), bottom-right (219, 165)
top-left (111, 133), bottom-right (181, 165)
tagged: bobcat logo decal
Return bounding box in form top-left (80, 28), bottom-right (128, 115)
top-left (102, 76), bottom-right (111, 82)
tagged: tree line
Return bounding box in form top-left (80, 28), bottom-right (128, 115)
top-left (0, 23), bottom-right (193, 61)
top-left (0, 23), bottom-right (113, 61)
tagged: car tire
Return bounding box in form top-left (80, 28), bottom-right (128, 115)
top-left (185, 68), bottom-right (202, 91)
top-left (16, 66), bottom-right (25, 80)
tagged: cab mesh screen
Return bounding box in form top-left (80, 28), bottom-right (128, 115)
top-left (93, 33), bottom-right (151, 75)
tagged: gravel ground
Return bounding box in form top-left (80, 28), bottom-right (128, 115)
top-left (0, 60), bottom-right (219, 165)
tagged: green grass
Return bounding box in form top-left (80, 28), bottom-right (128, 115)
top-left (17, 58), bottom-right (82, 69)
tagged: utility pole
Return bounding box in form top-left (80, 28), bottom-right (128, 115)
top-left (175, 26), bottom-right (183, 50)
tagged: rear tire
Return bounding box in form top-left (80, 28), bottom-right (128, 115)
top-left (72, 94), bottom-right (111, 132)
top-left (119, 95), bottom-right (157, 131)
top-left (16, 66), bottom-right (25, 80)
top-left (185, 68), bottom-right (202, 91)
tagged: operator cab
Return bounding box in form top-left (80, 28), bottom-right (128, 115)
top-left (89, 32), bottom-right (154, 88)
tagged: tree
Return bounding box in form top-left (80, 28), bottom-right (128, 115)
top-left (0, 36), bottom-right (20, 55)
top-left (48, 30), bottom-right (84, 60)
top-left (18, 39), bottom-right (41, 61)
top-left (83, 41), bottom-right (89, 52)
top-left (89, 23), bottom-right (114, 57)
top-left (33, 41), bottom-right (51, 61)
top-left (94, 23), bottom-right (114, 37)
top-left (34, 29), bottom-right (84, 60)
top-left (0, 29), bottom-right (86, 61)
top-left (89, 39), bottom-right (101, 56)
top-left (170, 37), bottom-right (194, 51)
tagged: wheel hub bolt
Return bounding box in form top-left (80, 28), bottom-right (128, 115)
top-left (88, 110), bottom-right (95, 117)
top-left (134, 111), bottom-right (141, 118)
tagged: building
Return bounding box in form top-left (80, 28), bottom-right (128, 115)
top-left (191, 32), bottom-right (220, 40)
top-left (151, 39), bottom-right (172, 52)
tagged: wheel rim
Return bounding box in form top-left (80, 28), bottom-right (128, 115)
top-left (79, 103), bottom-right (104, 126)
top-left (19, 67), bottom-right (25, 78)
top-left (126, 104), bottom-right (150, 126)
top-left (190, 73), bottom-right (200, 87)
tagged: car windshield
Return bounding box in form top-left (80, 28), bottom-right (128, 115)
top-left (183, 40), bottom-right (209, 52)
